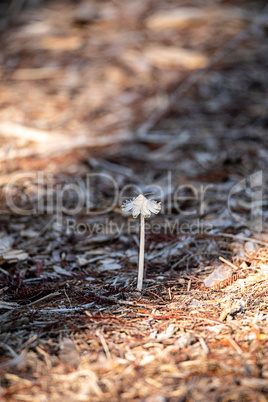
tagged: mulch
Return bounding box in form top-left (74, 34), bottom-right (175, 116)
top-left (1, 0), bottom-right (268, 400)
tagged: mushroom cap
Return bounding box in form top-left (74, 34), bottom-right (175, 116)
top-left (122, 194), bottom-right (161, 218)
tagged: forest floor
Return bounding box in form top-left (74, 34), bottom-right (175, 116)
top-left (1, 0), bottom-right (268, 401)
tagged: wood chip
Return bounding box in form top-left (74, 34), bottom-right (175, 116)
top-left (143, 46), bottom-right (208, 70)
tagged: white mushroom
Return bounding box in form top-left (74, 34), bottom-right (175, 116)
top-left (122, 194), bottom-right (161, 291)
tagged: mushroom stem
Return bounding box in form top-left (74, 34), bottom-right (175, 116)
top-left (137, 214), bottom-right (145, 291)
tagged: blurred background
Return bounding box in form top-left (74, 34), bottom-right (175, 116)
top-left (0, 0), bottom-right (267, 174)
top-left (0, 0), bottom-right (267, 231)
